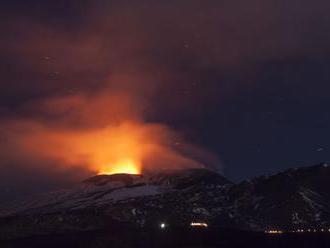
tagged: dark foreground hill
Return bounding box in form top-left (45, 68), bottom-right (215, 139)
top-left (2, 226), bottom-right (330, 248)
top-left (1, 163), bottom-right (330, 247)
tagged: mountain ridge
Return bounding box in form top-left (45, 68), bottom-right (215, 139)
top-left (1, 163), bottom-right (330, 240)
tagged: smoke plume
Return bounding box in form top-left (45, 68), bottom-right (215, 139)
top-left (1, 0), bottom-right (329, 198)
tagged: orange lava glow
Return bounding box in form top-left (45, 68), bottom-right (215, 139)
top-left (97, 158), bottom-right (141, 175)
top-left (11, 121), bottom-right (166, 175)
top-left (4, 93), bottom-right (211, 175)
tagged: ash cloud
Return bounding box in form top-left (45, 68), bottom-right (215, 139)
top-left (1, 0), bottom-right (330, 199)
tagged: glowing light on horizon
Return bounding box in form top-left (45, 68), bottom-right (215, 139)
top-left (267, 228), bottom-right (330, 234)
top-left (265, 230), bottom-right (283, 234)
top-left (97, 158), bottom-right (141, 175)
top-left (190, 222), bottom-right (208, 227)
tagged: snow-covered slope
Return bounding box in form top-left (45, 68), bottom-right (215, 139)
top-left (1, 164), bottom-right (330, 240)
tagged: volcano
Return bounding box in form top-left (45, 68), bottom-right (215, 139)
top-left (1, 164), bottom-right (330, 242)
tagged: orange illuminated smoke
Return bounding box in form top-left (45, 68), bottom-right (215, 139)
top-left (3, 92), bottom-right (214, 177)
top-left (8, 116), bottom-right (209, 176)
top-left (13, 121), bottom-right (162, 175)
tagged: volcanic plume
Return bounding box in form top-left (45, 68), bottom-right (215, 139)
top-left (1, 89), bottom-right (219, 177)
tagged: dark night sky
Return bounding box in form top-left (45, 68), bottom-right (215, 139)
top-left (1, 0), bottom-right (330, 201)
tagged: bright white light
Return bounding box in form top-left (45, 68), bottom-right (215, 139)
top-left (160, 223), bottom-right (166, 229)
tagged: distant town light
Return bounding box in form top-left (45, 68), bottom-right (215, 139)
top-left (190, 222), bottom-right (208, 227)
top-left (265, 230), bottom-right (283, 234)
top-left (289, 228), bottom-right (330, 233)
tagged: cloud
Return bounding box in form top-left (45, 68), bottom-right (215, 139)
top-left (0, 0), bottom-right (329, 198)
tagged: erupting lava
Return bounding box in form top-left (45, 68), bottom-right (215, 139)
top-left (98, 158), bottom-right (141, 175)
top-left (10, 121), bottom-right (171, 175)
top-left (4, 93), bottom-right (213, 176)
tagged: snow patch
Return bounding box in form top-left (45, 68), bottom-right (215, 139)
top-left (102, 185), bottom-right (161, 201)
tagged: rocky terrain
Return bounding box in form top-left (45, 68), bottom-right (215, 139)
top-left (1, 163), bottom-right (330, 240)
